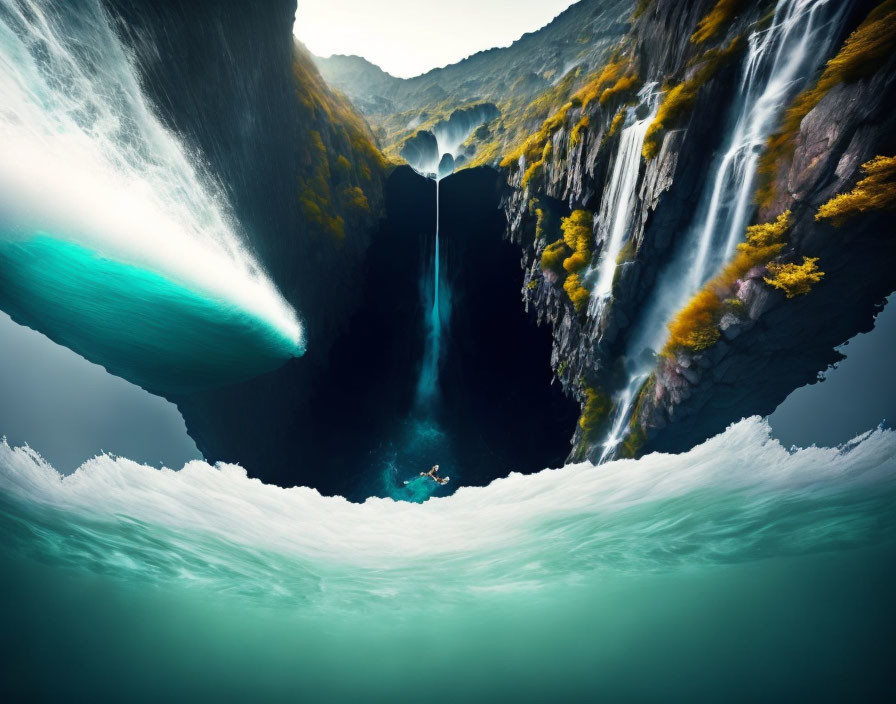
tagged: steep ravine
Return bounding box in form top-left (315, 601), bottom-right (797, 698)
top-left (102, 0), bottom-right (896, 486)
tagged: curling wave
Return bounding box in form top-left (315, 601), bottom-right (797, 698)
top-left (1, 417), bottom-right (894, 608)
top-left (0, 0), bottom-right (303, 392)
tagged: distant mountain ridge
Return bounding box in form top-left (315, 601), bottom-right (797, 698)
top-left (313, 0), bottom-right (635, 164)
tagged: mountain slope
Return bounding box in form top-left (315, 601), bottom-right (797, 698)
top-left (314, 0), bottom-right (635, 164)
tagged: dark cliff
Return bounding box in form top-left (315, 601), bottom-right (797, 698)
top-left (105, 0), bottom-right (387, 354)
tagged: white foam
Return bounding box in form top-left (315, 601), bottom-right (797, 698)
top-left (1, 417), bottom-right (894, 574)
top-left (0, 0), bottom-right (302, 346)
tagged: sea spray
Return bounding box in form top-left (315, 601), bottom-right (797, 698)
top-left (0, 0), bottom-right (302, 391)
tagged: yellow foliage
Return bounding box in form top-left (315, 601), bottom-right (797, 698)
top-left (764, 257), bottom-right (824, 297)
top-left (541, 238), bottom-right (570, 273)
top-left (291, 43), bottom-right (388, 244)
top-left (570, 114), bottom-right (590, 147)
top-left (691, 0), bottom-right (749, 45)
top-left (608, 108), bottom-right (625, 137)
top-left (560, 209), bottom-right (594, 274)
top-left (579, 387), bottom-right (610, 440)
top-left (757, 0), bottom-right (896, 207)
top-left (743, 209), bottom-right (792, 247)
top-left (572, 60), bottom-right (628, 109)
top-left (571, 59), bottom-right (641, 112)
top-left (599, 73), bottom-right (642, 106)
top-left (663, 211), bottom-right (792, 354)
top-left (600, 108), bottom-right (627, 150)
top-left (561, 209), bottom-right (593, 248)
top-left (563, 251), bottom-right (589, 273)
top-left (664, 288), bottom-right (723, 352)
top-left (816, 155), bottom-right (896, 225)
top-left (643, 38), bottom-right (742, 159)
top-left (500, 103), bottom-right (571, 168)
top-left (501, 58), bottom-right (641, 171)
top-left (564, 273), bottom-right (591, 312)
top-left (522, 160), bottom-right (543, 188)
top-left (343, 185), bottom-right (369, 212)
top-left (533, 203), bottom-right (557, 243)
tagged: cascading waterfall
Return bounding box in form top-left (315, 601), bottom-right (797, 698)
top-left (0, 0), bottom-right (302, 392)
top-left (587, 83), bottom-right (659, 319)
top-left (597, 0), bottom-right (848, 461)
top-left (688, 0), bottom-right (845, 288)
top-left (411, 115), bottom-right (496, 403)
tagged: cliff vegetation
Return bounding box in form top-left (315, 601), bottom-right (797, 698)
top-left (816, 154), bottom-right (896, 225)
top-left (663, 210), bottom-right (801, 354)
top-left (756, 0), bottom-right (896, 207)
top-left (293, 43), bottom-right (389, 243)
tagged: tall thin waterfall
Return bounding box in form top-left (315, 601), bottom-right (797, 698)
top-left (587, 84), bottom-right (659, 319)
top-left (417, 178), bottom-right (443, 403)
top-left (411, 115), bottom-right (493, 404)
top-left (597, 0), bottom-right (847, 461)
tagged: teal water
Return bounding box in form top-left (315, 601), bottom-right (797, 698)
top-left (1, 418), bottom-right (894, 701)
top-left (374, 417), bottom-right (459, 502)
top-left (416, 180), bottom-right (450, 402)
top-left (0, 235), bottom-right (301, 394)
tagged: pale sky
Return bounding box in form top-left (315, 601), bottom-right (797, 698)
top-left (294, 0), bottom-right (578, 78)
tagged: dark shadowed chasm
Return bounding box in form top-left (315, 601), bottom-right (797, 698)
top-left (176, 167), bottom-right (578, 499)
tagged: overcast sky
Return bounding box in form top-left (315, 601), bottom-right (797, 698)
top-left (294, 0), bottom-right (578, 78)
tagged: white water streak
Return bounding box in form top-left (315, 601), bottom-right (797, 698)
top-left (689, 0), bottom-right (841, 289)
top-left (587, 84), bottom-right (659, 318)
top-left (0, 0), bottom-right (302, 344)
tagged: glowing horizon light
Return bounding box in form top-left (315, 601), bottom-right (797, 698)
top-left (293, 0), bottom-right (578, 79)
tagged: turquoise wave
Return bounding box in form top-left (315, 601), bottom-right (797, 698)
top-left (0, 234), bottom-right (302, 393)
top-left (1, 418), bottom-right (894, 701)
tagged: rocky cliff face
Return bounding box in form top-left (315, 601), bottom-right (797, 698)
top-left (106, 0), bottom-right (387, 355)
top-left (636, 1), bottom-right (896, 453)
top-left (499, 0), bottom-right (896, 461)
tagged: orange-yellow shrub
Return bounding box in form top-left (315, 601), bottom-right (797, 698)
top-left (662, 211), bottom-right (792, 354)
top-left (541, 239), bottom-right (570, 273)
top-left (757, 0), bottom-right (896, 207)
top-left (664, 288), bottom-right (723, 352)
top-left (816, 155), bottom-right (896, 225)
top-left (572, 60), bottom-right (629, 109)
top-left (579, 386), bottom-right (611, 440)
top-left (561, 209), bottom-right (594, 274)
top-left (570, 115), bottom-right (590, 147)
top-left (691, 0), bottom-right (749, 45)
top-left (764, 257), bottom-right (824, 297)
top-left (564, 273), bottom-right (591, 312)
top-left (599, 73), bottom-right (642, 106)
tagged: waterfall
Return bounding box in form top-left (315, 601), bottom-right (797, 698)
top-left (411, 112), bottom-right (496, 403)
top-left (596, 0), bottom-right (847, 461)
top-left (688, 0), bottom-right (844, 289)
top-left (587, 84), bottom-right (659, 319)
top-left (417, 178), bottom-right (443, 403)
top-left (0, 0), bottom-right (301, 347)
